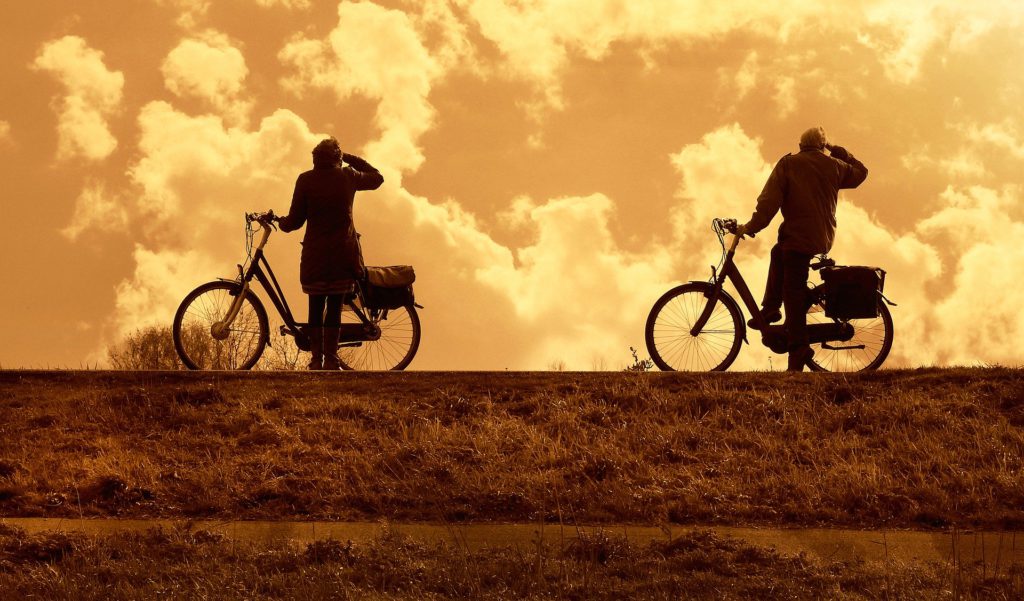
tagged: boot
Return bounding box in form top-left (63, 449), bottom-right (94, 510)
top-left (307, 327), bottom-right (323, 370)
top-left (322, 327), bottom-right (341, 371)
top-left (748, 308), bottom-right (782, 330)
top-left (787, 346), bottom-right (814, 372)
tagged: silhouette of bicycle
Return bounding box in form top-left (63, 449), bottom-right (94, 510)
top-left (172, 211), bottom-right (421, 370)
top-left (645, 218), bottom-right (894, 372)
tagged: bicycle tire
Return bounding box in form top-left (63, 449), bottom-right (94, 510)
top-left (173, 281), bottom-right (270, 370)
top-left (338, 303), bottom-right (421, 371)
top-left (807, 300), bottom-right (893, 372)
top-left (645, 282), bottom-right (744, 372)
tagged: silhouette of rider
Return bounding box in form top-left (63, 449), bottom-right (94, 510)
top-left (275, 138), bottom-right (383, 370)
top-left (736, 127), bottom-right (868, 371)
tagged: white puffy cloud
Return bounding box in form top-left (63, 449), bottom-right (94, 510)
top-left (156, 0), bottom-right (210, 28)
top-left (477, 194), bottom-right (676, 368)
top-left (279, 2), bottom-right (444, 175)
top-left (62, 184), bottom-right (130, 240)
top-left (860, 0), bottom-right (1024, 83)
top-left (915, 185), bottom-right (1024, 365)
top-left (114, 246), bottom-right (222, 335)
top-left (32, 36), bottom-right (124, 161)
top-left (161, 33), bottom-right (251, 125)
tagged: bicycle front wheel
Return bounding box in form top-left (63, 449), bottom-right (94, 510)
top-left (806, 300), bottom-right (893, 372)
top-left (338, 304), bottom-right (421, 371)
top-left (173, 281), bottom-right (269, 370)
top-left (645, 282), bottom-right (743, 372)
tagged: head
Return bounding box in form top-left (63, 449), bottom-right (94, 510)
top-left (799, 126), bottom-right (828, 151)
top-left (312, 137), bottom-right (342, 168)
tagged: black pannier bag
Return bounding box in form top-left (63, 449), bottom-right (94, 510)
top-left (364, 266), bottom-right (415, 310)
top-left (821, 266), bottom-right (885, 320)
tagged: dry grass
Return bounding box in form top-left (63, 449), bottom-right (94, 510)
top-left (0, 523), bottom-right (1020, 600)
top-left (0, 369), bottom-right (1021, 527)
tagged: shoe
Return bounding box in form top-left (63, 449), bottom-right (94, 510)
top-left (786, 346), bottom-right (815, 372)
top-left (322, 327), bottom-right (341, 371)
top-left (307, 327), bottom-right (323, 370)
top-left (748, 308), bottom-right (782, 330)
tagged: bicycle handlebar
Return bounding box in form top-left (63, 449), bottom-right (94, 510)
top-left (810, 257), bottom-right (835, 271)
top-left (246, 210), bottom-right (278, 229)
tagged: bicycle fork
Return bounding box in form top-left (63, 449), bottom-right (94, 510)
top-left (690, 265), bottom-right (725, 336)
top-left (211, 266), bottom-right (249, 340)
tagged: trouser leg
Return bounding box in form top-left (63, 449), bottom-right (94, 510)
top-left (322, 294), bottom-right (344, 371)
top-left (761, 243), bottom-right (785, 311)
top-left (782, 250), bottom-right (813, 371)
top-left (307, 295), bottom-right (326, 370)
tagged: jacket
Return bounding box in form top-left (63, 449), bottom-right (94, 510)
top-left (278, 155), bottom-right (384, 295)
top-left (743, 147), bottom-right (868, 255)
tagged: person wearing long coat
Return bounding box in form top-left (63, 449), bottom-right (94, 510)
top-left (277, 138), bottom-right (384, 370)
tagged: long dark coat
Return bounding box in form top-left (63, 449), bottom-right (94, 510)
top-left (278, 156), bottom-right (384, 295)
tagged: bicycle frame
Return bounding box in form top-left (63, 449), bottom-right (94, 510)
top-left (214, 221), bottom-right (378, 350)
top-left (689, 221), bottom-right (852, 350)
top-left (690, 228), bottom-right (766, 339)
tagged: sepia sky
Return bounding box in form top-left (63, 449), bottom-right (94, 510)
top-left (2, 0), bottom-right (1023, 369)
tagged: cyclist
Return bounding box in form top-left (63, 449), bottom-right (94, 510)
top-left (736, 127), bottom-right (868, 371)
top-left (276, 137), bottom-right (384, 370)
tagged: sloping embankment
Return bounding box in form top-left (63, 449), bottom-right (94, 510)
top-left (0, 369), bottom-right (1021, 528)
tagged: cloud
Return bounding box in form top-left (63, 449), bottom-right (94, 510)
top-left (62, 183), bottom-right (130, 240)
top-left (156, 0), bottom-right (210, 28)
top-left (860, 1), bottom-right (1024, 83)
top-left (0, 120), bottom-right (11, 146)
top-left (279, 2), bottom-right (446, 175)
top-left (32, 36), bottom-right (124, 161)
top-left (477, 194), bottom-right (676, 368)
top-left (161, 32), bottom-right (251, 125)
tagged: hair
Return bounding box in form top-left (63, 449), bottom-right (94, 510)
top-left (799, 127), bottom-right (828, 150)
top-left (312, 137), bottom-right (342, 168)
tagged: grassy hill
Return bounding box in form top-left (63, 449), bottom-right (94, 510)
top-left (0, 369), bottom-right (1021, 528)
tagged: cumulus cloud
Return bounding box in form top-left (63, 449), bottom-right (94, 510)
top-left (32, 36), bottom-right (124, 161)
top-left (161, 32), bottom-right (251, 125)
top-left (107, 101), bottom-right (320, 339)
top-left (156, 0), bottom-right (210, 28)
top-left (62, 183), bottom-right (130, 240)
top-left (477, 194), bottom-right (676, 368)
top-left (279, 2), bottom-right (445, 175)
top-left (860, 0), bottom-right (1024, 83)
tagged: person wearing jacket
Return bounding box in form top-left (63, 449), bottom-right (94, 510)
top-left (277, 137), bottom-right (384, 370)
top-left (736, 127), bottom-right (868, 371)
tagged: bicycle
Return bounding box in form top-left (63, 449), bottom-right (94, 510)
top-left (172, 211), bottom-right (422, 370)
top-left (645, 218), bottom-right (895, 372)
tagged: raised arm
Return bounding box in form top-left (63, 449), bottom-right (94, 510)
top-left (828, 145), bottom-right (868, 189)
top-left (277, 175), bottom-right (307, 232)
top-left (342, 153), bottom-right (384, 191)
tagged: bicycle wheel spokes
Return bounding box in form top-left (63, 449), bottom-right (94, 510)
top-left (807, 301), bottom-right (893, 372)
top-left (646, 283), bottom-right (742, 372)
top-left (338, 305), bottom-right (421, 371)
top-left (174, 283), bottom-right (269, 370)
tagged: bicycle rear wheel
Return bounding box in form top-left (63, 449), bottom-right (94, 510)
top-left (645, 282), bottom-right (743, 372)
top-left (806, 300), bottom-right (893, 372)
top-left (173, 281), bottom-right (269, 370)
top-left (338, 304), bottom-right (421, 371)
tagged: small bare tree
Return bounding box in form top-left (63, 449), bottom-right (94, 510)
top-left (107, 326), bottom-right (184, 370)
